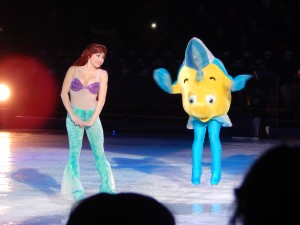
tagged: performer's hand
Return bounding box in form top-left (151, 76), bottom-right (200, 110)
top-left (71, 115), bottom-right (84, 127)
top-left (83, 120), bottom-right (94, 127)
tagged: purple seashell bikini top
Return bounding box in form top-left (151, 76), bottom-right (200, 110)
top-left (70, 77), bottom-right (100, 95)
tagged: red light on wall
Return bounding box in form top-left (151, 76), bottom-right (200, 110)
top-left (0, 54), bottom-right (59, 129)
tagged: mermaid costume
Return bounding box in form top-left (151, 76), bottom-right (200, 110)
top-left (61, 75), bottom-right (115, 201)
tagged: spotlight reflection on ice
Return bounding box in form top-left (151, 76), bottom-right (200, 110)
top-left (0, 132), bottom-right (11, 192)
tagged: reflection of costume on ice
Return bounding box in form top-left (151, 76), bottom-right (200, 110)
top-left (61, 106), bottom-right (115, 200)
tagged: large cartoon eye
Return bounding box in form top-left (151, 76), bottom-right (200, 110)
top-left (189, 95), bottom-right (197, 104)
top-left (206, 95), bottom-right (216, 104)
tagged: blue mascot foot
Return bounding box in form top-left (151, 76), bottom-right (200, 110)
top-left (191, 173), bottom-right (201, 185)
top-left (210, 172), bottom-right (221, 185)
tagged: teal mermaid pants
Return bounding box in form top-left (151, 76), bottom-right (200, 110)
top-left (61, 107), bottom-right (115, 200)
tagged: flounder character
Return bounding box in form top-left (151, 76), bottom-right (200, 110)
top-left (153, 37), bottom-right (251, 185)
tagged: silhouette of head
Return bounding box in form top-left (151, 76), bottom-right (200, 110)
top-left (66, 192), bottom-right (175, 225)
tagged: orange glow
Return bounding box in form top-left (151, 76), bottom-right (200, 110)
top-left (0, 55), bottom-right (59, 129)
top-left (0, 84), bottom-right (11, 101)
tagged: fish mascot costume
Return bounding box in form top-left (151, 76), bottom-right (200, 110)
top-left (153, 37), bottom-right (251, 185)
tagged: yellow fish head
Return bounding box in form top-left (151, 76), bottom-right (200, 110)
top-left (173, 64), bottom-right (232, 122)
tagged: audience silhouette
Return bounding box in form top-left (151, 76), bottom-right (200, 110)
top-left (66, 192), bottom-right (175, 225)
top-left (229, 144), bottom-right (300, 225)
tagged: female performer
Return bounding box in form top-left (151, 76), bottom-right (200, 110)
top-left (60, 43), bottom-right (115, 201)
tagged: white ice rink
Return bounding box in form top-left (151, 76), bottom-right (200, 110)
top-left (0, 130), bottom-right (285, 225)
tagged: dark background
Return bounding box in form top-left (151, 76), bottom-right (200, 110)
top-left (0, 0), bottom-right (299, 135)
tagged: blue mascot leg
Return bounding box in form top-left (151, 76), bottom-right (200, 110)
top-left (191, 119), bottom-right (207, 185)
top-left (208, 120), bottom-right (222, 185)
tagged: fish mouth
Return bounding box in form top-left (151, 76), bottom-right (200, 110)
top-left (199, 116), bottom-right (210, 122)
top-left (190, 105), bottom-right (212, 122)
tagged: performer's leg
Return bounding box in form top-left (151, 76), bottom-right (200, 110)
top-left (85, 114), bottom-right (116, 193)
top-left (61, 110), bottom-right (85, 200)
top-left (208, 120), bottom-right (222, 185)
top-left (191, 119), bottom-right (207, 185)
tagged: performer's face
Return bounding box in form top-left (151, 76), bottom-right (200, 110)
top-left (90, 53), bottom-right (105, 68)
